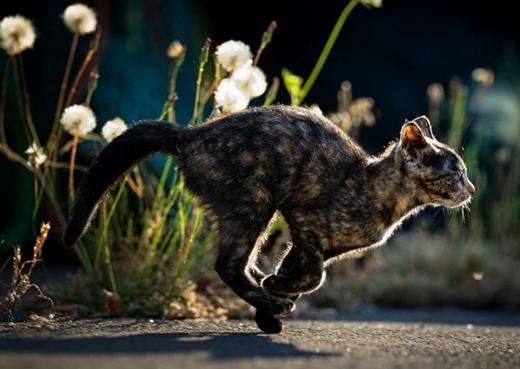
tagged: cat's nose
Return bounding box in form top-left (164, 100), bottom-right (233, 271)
top-left (465, 180), bottom-right (475, 195)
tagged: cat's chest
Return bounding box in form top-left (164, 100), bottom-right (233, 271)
top-left (330, 219), bottom-right (389, 248)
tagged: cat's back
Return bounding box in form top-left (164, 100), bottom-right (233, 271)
top-left (183, 105), bottom-right (365, 159)
top-left (178, 105), bottom-right (368, 209)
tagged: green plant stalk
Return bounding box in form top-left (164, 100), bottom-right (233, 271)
top-left (163, 217), bottom-right (211, 304)
top-left (74, 242), bottom-right (101, 293)
top-left (299, 0), bottom-right (360, 104)
top-left (98, 177), bottom-right (128, 293)
top-left (191, 39), bottom-right (211, 124)
top-left (447, 84), bottom-right (468, 150)
top-left (137, 177), bottom-right (183, 286)
top-left (263, 77), bottom-right (280, 106)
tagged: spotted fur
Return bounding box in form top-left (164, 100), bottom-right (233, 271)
top-left (64, 105), bottom-right (475, 333)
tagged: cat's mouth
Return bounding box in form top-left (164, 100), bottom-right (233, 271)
top-left (445, 180), bottom-right (475, 209)
top-left (444, 193), bottom-right (473, 209)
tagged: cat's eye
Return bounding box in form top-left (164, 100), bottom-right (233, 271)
top-left (454, 171), bottom-right (464, 181)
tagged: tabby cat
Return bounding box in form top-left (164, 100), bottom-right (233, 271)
top-left (64, 105), bottom-right (474, 333)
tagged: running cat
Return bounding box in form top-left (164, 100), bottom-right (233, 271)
top-left (64, 105), bottom-right (474, 333)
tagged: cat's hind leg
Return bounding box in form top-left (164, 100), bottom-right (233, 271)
top-left (214, 216), bottom-right (295, 317)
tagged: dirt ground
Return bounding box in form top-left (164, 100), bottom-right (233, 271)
top-left (0, 311), bottom-right (519, 369)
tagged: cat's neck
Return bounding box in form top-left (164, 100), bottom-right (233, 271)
top-left (365, 144), bottom-right (425, 226)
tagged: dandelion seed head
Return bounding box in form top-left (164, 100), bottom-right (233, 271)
top-left (63, 4), bottom-right (97, 35)
top-left (349, 97), bottom-right (375, 127)
top-left (361, 0), bottom-right (383, 8)
top-left (216, 40), bottom-right (252, 72)
top-left (167, 40), bottom-right (185, 58)
top-left (495, 147), bottom-right (511, 163)
top-left (102, 117), bottom-right (127, 142)
top-left (0, 15), bottom-right (36, 55)
top-left (25, 142), bottom-right (47, 169)
top-left (427, 83), bottom-right (445, 104)
top-left (214, 78), bottom-right (250, 113)
top-left (60, 104), bottom-right (96, 137)
top-left (231, 63), bottom-right (267, 98)
top-left (471, 68), bottom-right (494, 86)
top-left (472, 272), bottom-right (484, 281)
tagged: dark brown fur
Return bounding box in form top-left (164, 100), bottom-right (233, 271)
top-left (64, 105), bottom-right (475, 333)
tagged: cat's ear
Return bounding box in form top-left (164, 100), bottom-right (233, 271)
top-left (400, 121), bottom-right (428, 157)
top-left (413, 115), bottom-right (435, 139)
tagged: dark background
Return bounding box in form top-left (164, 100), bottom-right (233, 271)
top-left (1, 0), bottom-right (519, 259)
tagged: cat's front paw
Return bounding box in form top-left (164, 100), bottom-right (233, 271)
top-left (262, 271), bottom-right (325, 296)
top-left (262, 274), bottom-right (299, 296)
top-left (271, 298), bottom-right (295, 316)
top-left (260, 274), bottom-right (278, 290)
top-left (255, 310), bottom-right (283, 334)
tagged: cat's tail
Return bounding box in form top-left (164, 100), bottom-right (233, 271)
top-left (63, 121), bottom-right (185, 246)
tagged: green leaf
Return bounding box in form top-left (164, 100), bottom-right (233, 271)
top-left (281, 68), bottom-right (303, 105)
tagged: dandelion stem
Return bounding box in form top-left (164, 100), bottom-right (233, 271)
top-left (65, 30), bottom-right (101, 107)
top-left (0, 58), bottom-right (11, 145)
top-left (168, 48), bottom-right (186, 123)
top-left (10, 56), bottom-right (30, 141)
top-left (16, 55), bottom-right (40, 145)
top-left (191, 38), bottom-right (211, 124)
top-left (68, 134), bottom-right (79, 206)
top-left (299, 0), bottom-right (360, 103)
top-left (50, 32), bottom-right (80, 160)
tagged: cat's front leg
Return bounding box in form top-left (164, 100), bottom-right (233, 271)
top-left (215, 217), bottom-right (296, 317)
top-left (262, 232), bottom-right (326, 296)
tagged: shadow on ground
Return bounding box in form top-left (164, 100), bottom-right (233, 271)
top-left (0, 330), bottom-right (337, 359)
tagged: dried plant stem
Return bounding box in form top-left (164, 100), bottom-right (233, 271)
top-left (0, 143), bottom-right (32, 171)
top-left (199, 58), bottom-right (221, 114)
top-left (16, 55), bottom-right (40, 145)
top-left (84, 68), bottom-right (99, 106)
top-left (299, 0), bottom-right (360, 103)
top-left (168, 49), bottom-right (186, 123)
top-left (253, 21), bottom-right (277, 67)
top-left (68, 134), bottom-right (79, 204)
top-left (50, 32), bottom-right (80, 160)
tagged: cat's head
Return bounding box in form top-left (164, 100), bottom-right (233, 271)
top-left (396, 116), bottom-right (475, 208)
